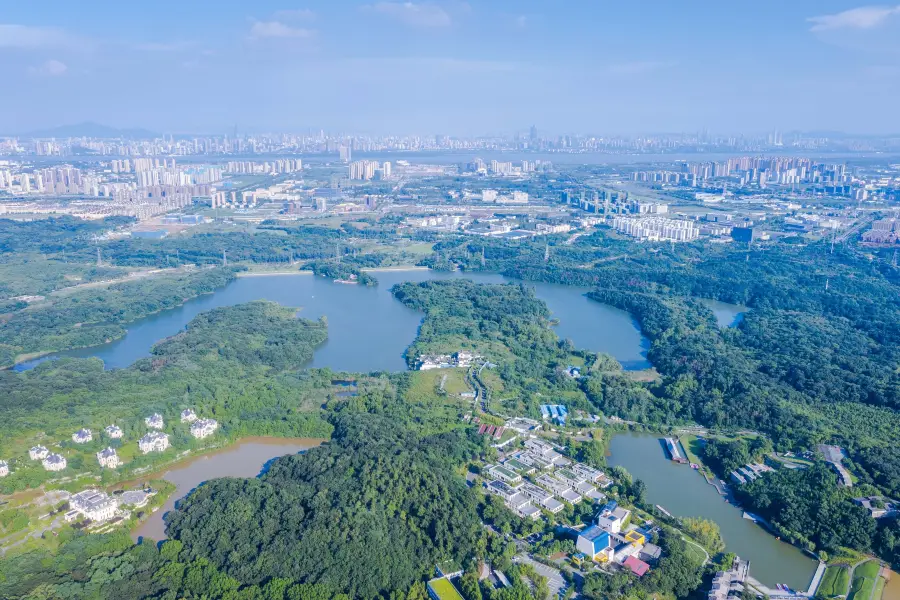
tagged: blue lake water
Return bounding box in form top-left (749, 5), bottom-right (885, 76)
top-left (16, 270), bottom-right (651, 372)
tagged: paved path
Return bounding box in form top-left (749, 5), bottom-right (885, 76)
top-left (847, 559), bottom-right (873, 598)
top-left (807, 561), bottom-right (827, 596)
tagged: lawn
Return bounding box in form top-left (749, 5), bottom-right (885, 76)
top-left (849, 561), bottom-right (882, 600)
top-left (683, 541), bottom-right (708, 565)
top-left (818, 565), bottom-right (851, 598)
top-left (682, 435), bottom-right (705, 466)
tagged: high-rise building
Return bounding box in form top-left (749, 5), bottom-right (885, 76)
top-left (339, 145), bottom-right (352, 163)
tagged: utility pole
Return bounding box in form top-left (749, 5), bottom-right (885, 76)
top-left (222, 249), bottom-right (227, 266)
top-left (893, 249), bottom-right (898, 268)
top-left (544, 242), bottom-right (550, 262)
top-left (481, 246), bottom-right (486, 267)
top-left (825, 278), bottom-right (830, 291)
top-left (335, 242), bottom-right (341, 263)
top-left (96, 247), bottom-right (102, 267)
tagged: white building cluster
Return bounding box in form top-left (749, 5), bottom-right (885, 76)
top-left (0, 460), bottom-right (9, 477)
top-left (611, 216), bottom-right (700, 242)
top-left (145, 414), bottom-right (164, 430)
top-left (349, 160), bottom-right (391, 181)
top-left (484, 438), bottom-right (611, 520)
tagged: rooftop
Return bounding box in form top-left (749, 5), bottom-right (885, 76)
top-left (428, 578), bottom-right (464, 600)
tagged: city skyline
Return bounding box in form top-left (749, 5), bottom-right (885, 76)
top-left (2, 1), bottom-right (900, 135)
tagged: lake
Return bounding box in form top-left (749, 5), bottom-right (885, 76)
top-left (607, 433), bottom-right (817, 589)
top-left (700, 298), bottom-right (748, 328)
top-left (16, 269), bottom-right (651, 372)
top-left (128, 437), bottom-right (323, 542)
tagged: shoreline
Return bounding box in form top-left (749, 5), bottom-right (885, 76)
top-left (362, 265), bottom-right (431, 272)
top-left (113, 435), bottom-right (327, 490)
top-left (237, 270), bottom-right (313, 277)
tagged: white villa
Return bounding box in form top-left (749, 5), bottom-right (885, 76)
top-left (138, 431), bottom-right (170, 454)
top-left (29, 445), bottom-right (49, 461)
top-left (72, 428), bottom-right (93, 444)
top-left (69, 489), bottom-right (118, 522)
top-left (105, 425), bottom-right (124, 439)
top-left (145, 413), bottom-right (164, 430)
top-left (0, 460), bottom-right (9, 477)
top-left (180, 409), bottom-right (198, 423)
top-left (96, 447), bottom-right (120, 468)
top-left (190, 418), bottom-right (218, 440)
top-left (42, 453), bottom-right (67, 472)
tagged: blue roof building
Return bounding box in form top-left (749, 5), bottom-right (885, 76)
top-left (575, 525), bottom-right (615, 562)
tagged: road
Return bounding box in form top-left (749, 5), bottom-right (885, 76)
top-left (515, 555), bottom-right (567, 597)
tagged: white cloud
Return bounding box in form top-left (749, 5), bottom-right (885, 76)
top-left (27, 59), bottom-right (67, 77)
top-left (274, 8), bottom-right (316, 20)
top-left (364, 2), bottom-right (452, 27)
top-left (248, 20), bottom-right (315, 39)
top-left (808, 5), bottom-right (900, 32)
top-left (0, 24), bottom-right (78, 49)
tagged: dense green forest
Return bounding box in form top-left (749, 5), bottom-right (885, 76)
top-left (306, 260), bottom-right (378, 286)
top-left (0, 301), bottom-right (332, 491)
top-left (0, 267), bottom-right (240, 367)
top-left (167, 414), bottom-right (483, 600)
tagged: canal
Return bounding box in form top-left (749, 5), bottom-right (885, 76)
top-left (16, 269), bottom-right (651, 372)
top-left (607, 433), bottom-right (817, 590)
top-left (128, 437), bottom-right (323, 542)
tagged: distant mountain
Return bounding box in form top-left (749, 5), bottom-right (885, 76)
top-left (19, 121), bottom-right (160, 140)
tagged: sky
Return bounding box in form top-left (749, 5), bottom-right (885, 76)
top-left (1, 0), bottom-right (900, 136)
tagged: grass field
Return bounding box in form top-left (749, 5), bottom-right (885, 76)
top-left (849, 561), bottom-right (883, 600)
top-left (819, 566), bottom-right (851, 598)
top-left (681, 435), bottom-right (705, 465)
top-left (683, 541), bottom-right (708, 565)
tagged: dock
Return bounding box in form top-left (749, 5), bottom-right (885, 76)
top-left (663, 437), bottom-right (687, 463)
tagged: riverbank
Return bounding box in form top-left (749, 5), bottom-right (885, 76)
top-left (127, 436), bottom-right (325, 542)
top-left (361, 265), bottom-right (431, 272)
top-left (237, 270), bottom-right (313, 277)
top-left (607, 432), bottom-right (818, 589)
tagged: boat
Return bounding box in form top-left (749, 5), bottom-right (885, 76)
top-left (333, 279), bottom-right (359, 285)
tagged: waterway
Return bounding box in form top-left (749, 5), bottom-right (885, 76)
top-left (607, 433), bottom-right (817, 590)
top-left (16, 269), bottom-right (651, 372)
top-left (129, 437), bottom-right (323, 542)
top-left (699, 299), bottom-right (748, 328)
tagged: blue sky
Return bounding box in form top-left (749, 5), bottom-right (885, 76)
top-left (1, 1), bottom-right (899, 135)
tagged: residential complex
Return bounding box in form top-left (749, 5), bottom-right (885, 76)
top-left (180, 409), bottom-right (198, 423)
top-left (0, 460), bottom-right (8, 477)
top-left (145, 413), bottom-right (164, 430)
top-left (484, 434), bottom-right (611, 520)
